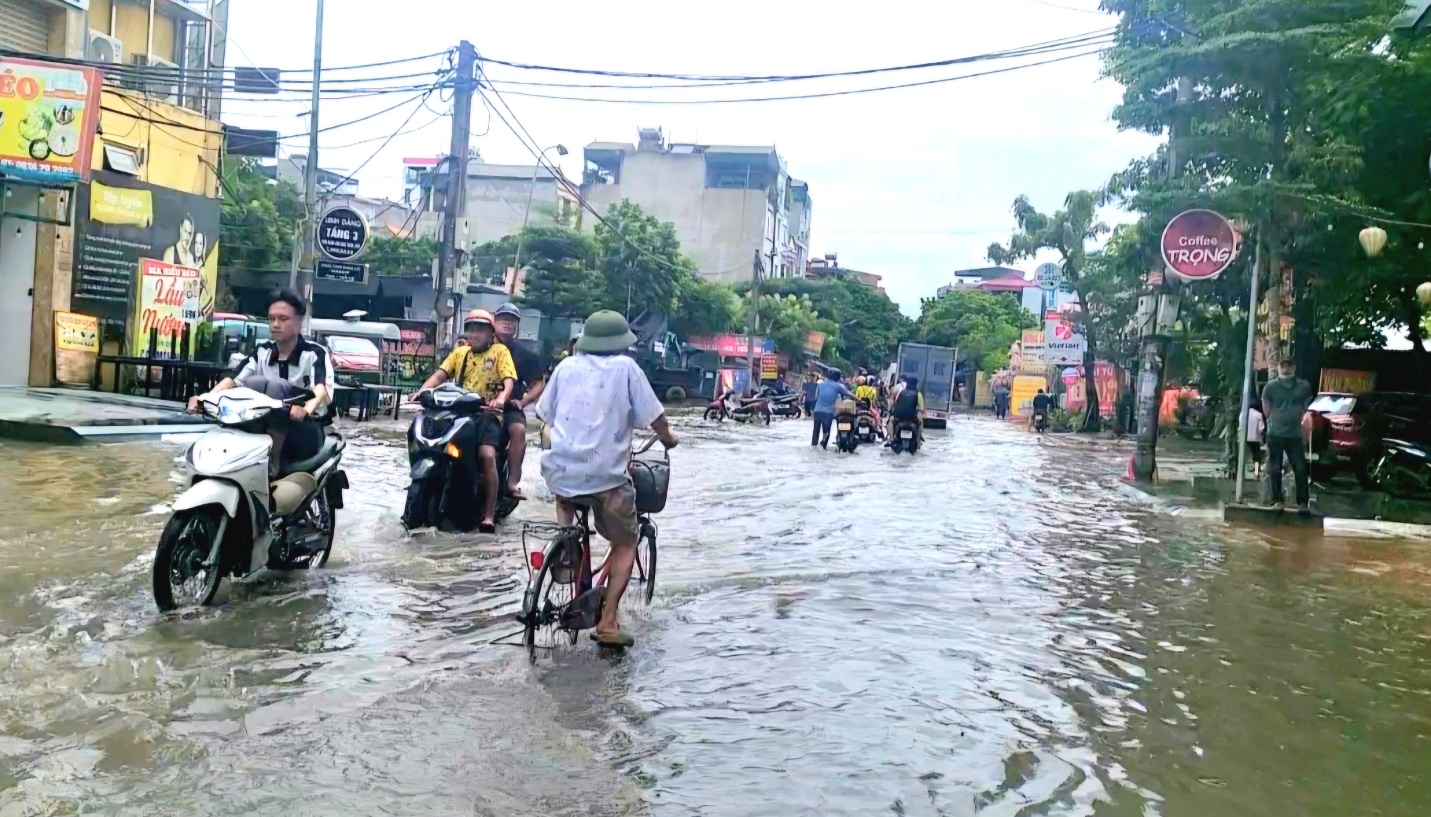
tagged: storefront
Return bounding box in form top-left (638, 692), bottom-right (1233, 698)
top-left (0, 55), bottom-right (102, 385)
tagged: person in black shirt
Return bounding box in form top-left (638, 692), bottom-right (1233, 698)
top-left (493, 303), bottom-right (546, 499)
top-left (1031, 388), bottom-right (1053, 432)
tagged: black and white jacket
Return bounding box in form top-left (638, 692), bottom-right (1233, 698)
top-left (234, 338), bottom-right (336, 416)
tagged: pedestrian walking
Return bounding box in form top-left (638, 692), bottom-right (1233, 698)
top-left (801, 372), bottom-right (820, 418)
top-left (1242, 401), bottom-right (1266, 478)
top-left (811, 371), bottom-right (853, 448)
top-left (1261, 359), bottom-right (1314, 511)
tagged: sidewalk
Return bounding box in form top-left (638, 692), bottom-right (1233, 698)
top-left (0, 387), bottom-right (209, 443)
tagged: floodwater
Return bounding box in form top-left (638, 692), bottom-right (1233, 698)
top-left (3, 415), bottom-right (1431, 815)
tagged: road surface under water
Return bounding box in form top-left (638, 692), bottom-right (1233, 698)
top-left (3, 414), bottom-right (1431, 815)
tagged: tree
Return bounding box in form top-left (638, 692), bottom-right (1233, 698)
top-left (914, 289), bottom-right (1035, 374)
top-left (593, 199), bottom-right (695, 318)
top-left (757, 274), bottom-right (913, 370)
top-left (743, 291), bottom-right (840, 362)
top-left (219, 157), bottom-right (303, 275)
top-left (989, 191), bottom-right (1112, 430)
top-left (512, 226), bottom-right (604, 317)
top-left (365, 234), bottom-right (438, 277)
top-left (672, 277), bottom-right (741, 337)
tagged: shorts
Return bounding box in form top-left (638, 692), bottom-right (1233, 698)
top-left (503, 404), bottom-right (527, 431)
top-left (473, 410), bottom-right (505, 450)
top-left (556, 481), bottom-right (638, 544)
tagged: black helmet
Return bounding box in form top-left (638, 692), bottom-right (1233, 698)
top-left (494, 302), bottom-right (522, 319)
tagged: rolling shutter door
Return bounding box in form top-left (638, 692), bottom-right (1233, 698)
top-left (0, 0), bottom-right (52, 55)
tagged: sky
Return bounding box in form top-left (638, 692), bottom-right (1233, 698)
top-left (219, 0), bottom-right (1162, 315)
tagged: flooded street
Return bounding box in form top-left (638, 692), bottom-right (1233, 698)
top-left (4, 413), bottom-right (1431, 815)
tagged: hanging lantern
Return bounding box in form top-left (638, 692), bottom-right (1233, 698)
top-left (1418, 282), bottom-right (1431, 305)
top-left (1359, 225), bottom-right (1389, 257)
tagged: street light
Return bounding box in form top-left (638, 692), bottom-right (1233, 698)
top-left (511, 144), bottom-right (569, 280)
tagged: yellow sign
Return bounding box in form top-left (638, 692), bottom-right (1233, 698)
top-left (0, 57), bottom-right (101, 183)
top-left (760, 354), bottom-right (780, 380)
top-left (55, 311), bottom-right (98, 352)
top-left (131, 258), bottom-right (201, 356)
top-left (89, 182), bottom-right (154, 227)
top-left (1010, 375), bottom-right (1046, 418)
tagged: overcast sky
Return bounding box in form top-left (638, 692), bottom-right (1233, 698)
top-left (220, 0), bottom-right (1161, 314)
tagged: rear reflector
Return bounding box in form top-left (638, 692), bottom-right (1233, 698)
top-left (529, 552), bottom-right (544, 570)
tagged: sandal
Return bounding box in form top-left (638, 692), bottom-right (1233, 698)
top-left (507, 486), bottom-right (527, 500)
top-left (590, 628), bottom-right (635, 648)
top-left (478, 520), bottom-right (496, 534)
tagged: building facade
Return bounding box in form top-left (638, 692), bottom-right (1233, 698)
top-left (1, 0), bottom-right (228, 386)
top-left (582, 128), bottom-right (810, 283)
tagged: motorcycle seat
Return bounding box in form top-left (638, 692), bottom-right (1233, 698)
top-left (1385, 439), bottom-right (1429, 457)
top-left (271, 472), bottom-right (318, 516)
top-left (284, 436), bottom-right (341, 477)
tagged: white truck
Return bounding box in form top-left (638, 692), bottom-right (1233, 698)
top-left (896, 342), bottom-right (958, 428)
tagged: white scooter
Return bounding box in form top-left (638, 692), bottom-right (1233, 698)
top-left (152, 387), bottom-right (349, 612)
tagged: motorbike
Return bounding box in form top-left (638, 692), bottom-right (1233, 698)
top-left (855, 400), bottom-right (881, 444)
top-left (834, 400), bottom-right (861, 453)
top-left (1034, 410), bottom-right (1049, 434)
top-left (403, 383), bottom-right (521, 532)
top-left (1367, 438), bottom-right (1431, 498)
top-left (704, 390), bottom-right (773, 424)
top-left (153, 388), bottom-right (348, 612)
top-left (759, 388), bottom-right (803, 419)
top-left (891, 418), bottom-right (921, 454)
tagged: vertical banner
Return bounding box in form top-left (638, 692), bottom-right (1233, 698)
top-left (131, 259), bottom-right (201, 356)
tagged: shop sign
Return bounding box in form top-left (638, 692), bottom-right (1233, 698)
top-left (0, 57), bottom-right (102, 183)
top-left (1044, 310), bottom-right (1087, 365)
top-left (1161, 209), bottom-right (1239, 281)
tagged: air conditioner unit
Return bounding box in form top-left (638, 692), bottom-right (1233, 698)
top-left (87, 31), bottom-right (123, 65)
top-left (144, 57), bottom-right (181, 104)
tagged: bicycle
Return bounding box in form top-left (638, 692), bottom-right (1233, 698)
top-left (517, 435), bottom-right (669, 657)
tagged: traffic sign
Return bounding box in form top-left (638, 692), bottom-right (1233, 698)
top-left (316, 206), bottom-right (369, 261)
top-left (1035, 262), bottom-right (1063, 291)
top-left (1161, 209), bottom-right (1238, 281)
top-left (315, 260), bottom-right (367, 284)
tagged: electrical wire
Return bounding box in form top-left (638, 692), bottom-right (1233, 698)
top-left (482, 48), bottom-right (1108, 105)
top-left (321, 91), bottom-right (438, 193)
top-left (473, 28), bottom-right (1113, 82)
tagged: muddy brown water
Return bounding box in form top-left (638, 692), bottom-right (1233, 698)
top-left (2, 415), bottom-right (1431, 816)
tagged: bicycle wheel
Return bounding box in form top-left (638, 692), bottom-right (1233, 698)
top-left (522, 536), bottom-right (582, 660)
top-left (632, 522), bottom-right (657, 605)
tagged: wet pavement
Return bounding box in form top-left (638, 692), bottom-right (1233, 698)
top-left (4, 414), bottom-right (1431, 815)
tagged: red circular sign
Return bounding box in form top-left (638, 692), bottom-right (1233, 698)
top-left (1161, 209), bottom-right (1239, 281)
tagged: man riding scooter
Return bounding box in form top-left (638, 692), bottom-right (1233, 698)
top-left (415, 309), bottom-right (517, 532)
top-left (886, 375), bottom-right (924, 445)
top-left (492, 302), bottom-right (545, 500)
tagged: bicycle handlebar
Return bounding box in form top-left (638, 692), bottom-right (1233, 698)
top-left (634, 435), bottom-right (673, 455)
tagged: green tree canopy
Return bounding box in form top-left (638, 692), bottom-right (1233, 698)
top-left (365, 234), bottom-right (437, 278)
top-left (914, 289), bottom-right (1035, 374)
top-left (219, 157), bottom-right (303, 275)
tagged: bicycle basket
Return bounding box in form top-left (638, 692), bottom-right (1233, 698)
top-left (630, 455), bottom-right (670, 514)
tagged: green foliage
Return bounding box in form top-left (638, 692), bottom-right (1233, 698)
top-left (914, 289), bottom-right (1035, 374)
top-left (365, 234), bottom-right (437, 277)
top-left (672, 277), bottom-right (741, 337)
top-left (594, 199), bottom-right (695, 317)
top-left (511, 226), bottom-right (603, 317)
top-left (757, 274), bottom-right (913, 370)
top-left (219, 157), bottom-right (303, 273)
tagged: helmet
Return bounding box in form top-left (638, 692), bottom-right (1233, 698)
top-left (493, 302), bottom-right (522, 319)
top-left (463, 308), bottom-right (495, 328)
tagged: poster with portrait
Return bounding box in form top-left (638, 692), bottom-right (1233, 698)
top-left (70, 170), bottom-right (220, 347)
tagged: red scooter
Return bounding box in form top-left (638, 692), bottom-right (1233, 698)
top-left (704, 389), bottom-right (773, 424)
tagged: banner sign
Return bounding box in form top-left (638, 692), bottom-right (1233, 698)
top-left (54, 311), bottom-right (98, 386)
top-left (0, 57), bottom-right (101, 183)
top-left (1044, 310), bottom-right (1087, 365)
top-left (132, 259), bottom-right (201, 356)
top-left (1320, 368), bottom-right (1375, 395)
top-left (72, 172), bottom-right (220, 326)
top-left (760, 354), bottom-right (780, 380)
top-left (686, 334), bottom-right (776, 357)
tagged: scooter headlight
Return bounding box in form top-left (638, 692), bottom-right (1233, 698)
top-left (217, 400), bottom-right (268, 425)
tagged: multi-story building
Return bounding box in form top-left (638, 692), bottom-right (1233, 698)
top-left (582, 128), bottom-right (810, 283)
top-left (417, 148), bottom-right (581, 248)
top-left (265, 155), bottom-right (416, 237)
top-left (806, 255), bottom-right (884, 293)
top-left (2, 0), bottom-right (230, 386)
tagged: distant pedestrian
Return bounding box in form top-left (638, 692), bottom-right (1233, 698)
top-left (801, 372), bottom-right (820, 418)
top-left (1261, 359), bottom-right (1314, 511)
top-left (1242, 402), bottom-right (1266, 477)
top-left (811, 370), bottom-right (853, 448)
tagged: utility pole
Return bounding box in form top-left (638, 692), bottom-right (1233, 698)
top-left (298, 0), bottom-right (324, 333)
top-left (746, 249), bottom-right (761, 392)
top-left (439, 40), bottom-right (478, 348)
top-left (1132, 75), bottom-right (1192, 481)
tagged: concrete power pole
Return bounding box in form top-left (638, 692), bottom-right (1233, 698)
top-left (745, 250), bottom-right (761, 392)
top-left (298, 0), bottom-right (324, 332)
top-left (438, 41), bottom-right (478, 347)
top-left (1132, 75), bottom-right (1192, 481)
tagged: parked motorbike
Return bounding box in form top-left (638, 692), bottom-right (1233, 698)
top-left (759, 388), bottom-right (803, 419)
top-left (403, 383), bottom-right (520, 531)
top-left (704, 390), bottom-right (773, 424)
top-left (1367, 438), bottom-right (1431, 498)
top-left (153, 387), bottom-right (348, 612)
top-left (891, 418), bottom-right (921, 454)
top-left (834, 400), bottom-right (861, 453)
